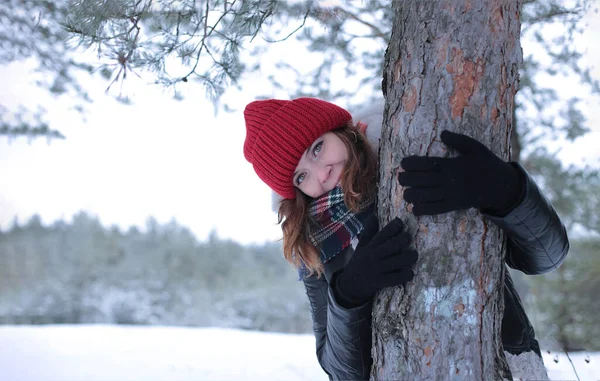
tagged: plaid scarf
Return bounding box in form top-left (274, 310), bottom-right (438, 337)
top-left (298, 186), bottom-right (374, 278)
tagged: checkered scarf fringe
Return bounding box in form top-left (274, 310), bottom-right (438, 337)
top-left (297, 186), bottom-right (374, 279)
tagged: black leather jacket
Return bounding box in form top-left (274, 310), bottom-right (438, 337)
top-left (302, 163), bottom-right (569, 380)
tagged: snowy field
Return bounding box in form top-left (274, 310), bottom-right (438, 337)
top-left (0, 325), bottom-right (597, 381)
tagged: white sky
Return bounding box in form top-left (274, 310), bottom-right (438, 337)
top-left (0, 7), bottom-right (599, 245)
top-left (0, 60), bottom-right (286, 244)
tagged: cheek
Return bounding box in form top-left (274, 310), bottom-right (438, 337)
top-left (303, 181), bottom-right (323, 198)
top-left (336, 143), bottom-right (350, 161)
top-left (308, 183), bottom-right (321, 198)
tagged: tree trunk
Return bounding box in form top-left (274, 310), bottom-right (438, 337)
top-left (374, 1), bottom-right (523, 380)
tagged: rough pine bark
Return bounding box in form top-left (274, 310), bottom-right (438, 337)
top-left (373, 1), bottom-right (523, 380)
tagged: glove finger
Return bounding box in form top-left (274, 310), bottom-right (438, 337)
top-left (381, 249), bottom-right (419, 269)
top-left (369, 217), bottom-right (405, 248)
top-left (440, 130), bottom-right (488, 155)
top-left (412, 201), bottom-right (462, 216)
top-left (398, 171), bottom-right (443, 188)
top-left (356, 214), bottom-right (380, 249)
top-left (401, 156), bottom-right (442, 172)
top-left (379, 268), bottom-right (415, 289)
top-left (404, 187), bottom-right (444, 204)
top-left (376, 232), bottom-right (412, 258)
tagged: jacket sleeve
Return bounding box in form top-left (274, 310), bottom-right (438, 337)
top-left (482, 162), bottom-right (569, 275)
top-left (302, 272), bottom-right (373, 381)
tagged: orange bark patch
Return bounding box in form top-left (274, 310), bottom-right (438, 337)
top-left (424, 346), bottom-right (433, 366)
top-left (490, 4), bottom-right (504, 34)
top-left (459, 218), bottom-right (467, 234)
top-left (419, 224), bottom-right (429, 234)
top-left (454, 303), bottom-right (465, 317)
top-left (491, 107), bottom-right (499, 121)
top-left (402, 83), bottom-right (418, 113)
top-left (447, 48), bottom-right (486, 119)
top-left (464, 0), bottom-right (472, 13)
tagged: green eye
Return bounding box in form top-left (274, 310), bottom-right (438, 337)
top-left (296, 173), bottom-right (306, 185)
top-left (313, 141), bottom-right (323, 157)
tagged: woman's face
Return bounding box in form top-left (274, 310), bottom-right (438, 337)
top-left (293, 132), bottom-right (349, 198)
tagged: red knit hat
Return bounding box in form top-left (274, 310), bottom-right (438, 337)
top-left (243, 98), bottom-right (352, 199)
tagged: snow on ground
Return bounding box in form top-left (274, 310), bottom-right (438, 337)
top-left (0, 325), bottom-right (327, 381)
top-left (0, 325), bottom-right (597, 381)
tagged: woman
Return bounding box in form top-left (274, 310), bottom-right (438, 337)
top-left (243, 97), bottom-right (569, 380)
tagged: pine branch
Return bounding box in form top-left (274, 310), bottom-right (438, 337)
top-left (334, 7), bottom-right (387, 41)
top-left (522, 8), bottom-right (581, 33)
top-left (185, 0), bottom-right (219, 81)
top-left (262, 8), bottom-right (310, 43)
top-left (0, 124), bottom-right (65, 140)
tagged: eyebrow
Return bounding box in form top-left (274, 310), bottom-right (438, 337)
top-left (292, 141), bottom-right (316, 181)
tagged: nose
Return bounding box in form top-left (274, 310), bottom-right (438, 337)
top-left (319, 165), bottom-right (332, 184)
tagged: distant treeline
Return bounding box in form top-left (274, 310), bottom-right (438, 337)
top-left (0, 212), bottom-right (598, 350)
top-left (0, 212), bottom-right (311, 333)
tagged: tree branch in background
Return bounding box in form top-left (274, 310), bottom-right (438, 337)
top-left (333, 7), bottom-right (387, 41)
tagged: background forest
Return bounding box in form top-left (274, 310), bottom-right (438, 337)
top-left (0, 213), bottom-right (309, 333)
top-left (0, 211), bottom-right (598, 351)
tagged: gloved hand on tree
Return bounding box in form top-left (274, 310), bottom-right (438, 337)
top-left (332, 215), bottom-right (418, 309)
top-left (398, 130), bottom-right (525, 216)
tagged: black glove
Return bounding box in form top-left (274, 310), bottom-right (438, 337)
top-left (397, 130), bottom-right (525, 216)
top-left (333, 214), bottom-right (418, 308)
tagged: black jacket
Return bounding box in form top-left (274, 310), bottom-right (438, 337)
top-left (302, 163), bottom-right (569, 380)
